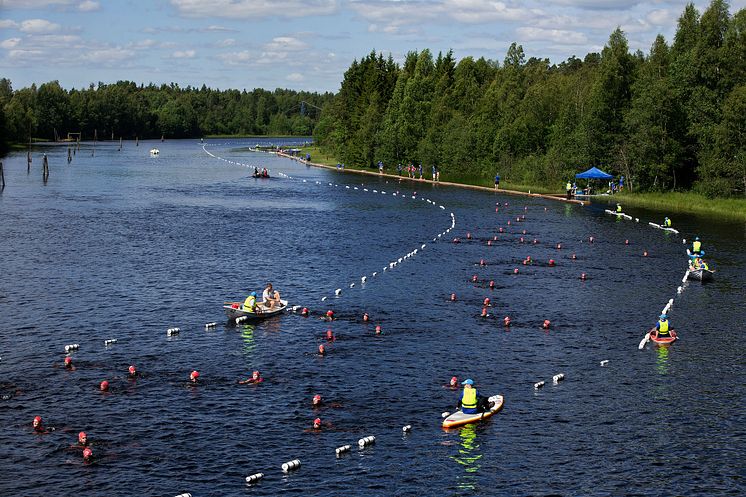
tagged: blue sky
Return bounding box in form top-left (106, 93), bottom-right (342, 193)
top-left (1, 0), bottom-right (744, 93)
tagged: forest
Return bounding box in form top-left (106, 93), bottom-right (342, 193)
top-left (314, 0), bottom-right (745, 197)
top-left (0, 79), bottom-right (333, 146)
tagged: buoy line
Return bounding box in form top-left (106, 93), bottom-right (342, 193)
top-left (202, 143), bottom-right (457, 302)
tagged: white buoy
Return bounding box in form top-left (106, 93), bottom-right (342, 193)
top-left (372, 272), bottom-right (377, 277)
top-left (174, 494), bottom-right (192, 497)
top-left (361, 276), bottom-right (367, 283)
top-left (421, 244), bottom-right (426, 249)
top-left (204, 322), bottom-right (217, 329)
top-left (235, 317), bottom-right (247, 324)
top-left (677, 286), bottom-right (683, 294)
top-left (350, 283), bottom-right (355, 288)
top-left (441, 411), bottom-right (450, 418)
top-left (335, 445), bottom-right (351, 456)
top-left (281, 459), bottom-right (301, 472)
top-left (64, 344), bottom-right (80, 352)
top-left (103, 339), bottom-right (117, 346)
top-left (167, 327), bottom-right (181, 336)
top-left (600, 360), bottom-right (609, 366)
top-left (553, 373), bottom-right (565, 383)
top-left (335, 289), bottom-right (342, 296)
top-left (534, 381), bottom-right (545, 389)
top-left (321, 296), bottom-right (327, 301)
top-left (358, 436), bottom-right (376, 447)
top-left (245, 473), bottom-right (264, 484)
top-left (402, 425), bottom-right (412, 433)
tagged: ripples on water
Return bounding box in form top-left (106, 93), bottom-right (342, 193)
top-left (0, 139), bottom-right (744, 496)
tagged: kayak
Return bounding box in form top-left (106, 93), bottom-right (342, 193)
top-left (688, 268), bottom-right (714, 281)
top-left (442, 394), bottom-right (504, 429)
top-left (649, 328), bottom-right (677, 345)
top-left (223, 299), bottom-right (288, 321)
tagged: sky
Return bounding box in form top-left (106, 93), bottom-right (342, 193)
top-left (1, 0), bottom-right (744, 93)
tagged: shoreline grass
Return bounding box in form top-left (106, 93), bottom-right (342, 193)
top-left (286, 145), bottom-right (746, 222)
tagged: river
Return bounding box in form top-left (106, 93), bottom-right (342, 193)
top-left (0, 138), bottom-right (744, 496)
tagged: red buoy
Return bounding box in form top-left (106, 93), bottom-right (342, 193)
top-left (549, 259), bottom-right (555, 267)
top-left (543, 319), bottom-right (551, 329)
top-left (489, 280), bottom-right (495, 289)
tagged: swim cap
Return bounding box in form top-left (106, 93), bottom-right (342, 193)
top-left (695, 237), bottom-right (699, 241)
top-left (100, 380), bottom-right (109, 391)
top-left (252, 370), bottom-right (260, 377)
top-left (462, 379), bottom-right (474, 385)
top-left (34, 416), bottom-right (42, 423)
top-left (326, 310), bottom-right (334, 317)
top-left (190, 370), bottom-right (199, 379)
top-left (78, 432), bottom-right (87, 441)
top-left (313, 394), bottom-right (321, 402)
top-left (314, 418), bottom-right (321, 425)
top-left (660, 314), bottom-right (667, 319)
top-left (83, 447), bottom-right (92, 459)
top-left (450, 376), bottom-right (458, 384)
top-left (64, 357), bottom-right (72, 364)
top-left (250, 292), bottom-right (256, 297)
top-left (128, 365), bottom-right (136, 374)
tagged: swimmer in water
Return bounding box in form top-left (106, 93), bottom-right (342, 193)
top-left (238, 370), bottom-right (263, 384)
top-left (324, 310), bottom-right (335, 321)
top-left (312, 394), bottom-right (322, 407)
top-left (83, 447), bottom-right (93, 463)
top-left (127, 365), bottom-right (140, 378)
top-left (446, 376), bottom-right (459, 389)
top-left (64, 356), bottom-right (75, 370)
top-left (189, 370), bottom-right (199, 384)
top-left (100, 380), bottom-right (109, 392)
top-left (78, 431), bottom-right (88, 447)
top-left (32, 415), bottom-right (54, 433)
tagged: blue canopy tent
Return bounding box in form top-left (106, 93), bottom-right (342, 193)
top-left (575, 166), bottom-right (613, 179)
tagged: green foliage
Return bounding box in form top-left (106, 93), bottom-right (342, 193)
top-left (1, 80), bottom-right (332, 143)
top-left (315, 0), bottom-right (746, 198)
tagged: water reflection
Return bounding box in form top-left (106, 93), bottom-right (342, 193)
top-left (451, 424), bottom-right (482, 491)
top-left (240, 324), bottom-right (256, 355)
top-left (656, 345), bottom-right (670, 375)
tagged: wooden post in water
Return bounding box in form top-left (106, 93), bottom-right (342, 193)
top-left (92, 129), bottom-right (97, 157)
top-left (27, 151), bottom-right (32, 173)
top-left (67, 146), bottom-right (72, 163)
top-left (1, 161), bottom-right (5, 190)
top-left (111, 131), bottom-right (114, 141)
top-left (118, 136), bottom-right (122, 151)
top-left (42, 154), bottom-right (49, 182)
top-left (161, 134), bottom-right (164, 142)
top-left (136, 136), bottom-right (139, 147)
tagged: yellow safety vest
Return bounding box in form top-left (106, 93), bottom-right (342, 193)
top-left (566, 182), bottom-right (572, 190)
top-left (658, 319), bottom-right (669, 334)
top-left (462, 388), bottom-right (477, 409)
top-left (693, 241), bottom-right (701, 252)
top-left (664, 219), bottom-right (671, 227)
top-left (617, 205), bottom-right (622, 212)
top-left (702, 261), bottom-right (709, 270)
top-left (242, 296), bottom-right (256, 312)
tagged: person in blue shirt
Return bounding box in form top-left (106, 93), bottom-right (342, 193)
top-left (418, 163), bottom-right (423, 179)
top-left (655, 314), bottom-right (672, 338)
top-left (619, 175), bottom-right (625, 190)
top-left (397, 163), bottom-right (402, 176)
top-left (494, 173), bottom-right (500, 190)
top-left (456, 379), bottom-right (491, 414)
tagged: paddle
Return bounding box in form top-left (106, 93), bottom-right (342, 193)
top-left (638, 330), bottom-right (651, 350)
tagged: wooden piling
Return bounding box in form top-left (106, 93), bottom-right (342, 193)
top-left (136, 136), bottom-right (139, 147)
top-left (118, 136), bottom-right (122, 151)
top-left (27, 151), bottom-right (32, 173)
top-left (67, 146), bottom-right (72, 163)
top-left (1, 161), bottom-right (5, 189)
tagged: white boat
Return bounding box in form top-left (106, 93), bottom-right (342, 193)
top-left (223, 299), bottom-right (288, 321)
top-left (150, 148), bottom-right (160, 157)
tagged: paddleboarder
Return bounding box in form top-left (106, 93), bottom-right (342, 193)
top-left (456, 379), bottom-right (491, 414)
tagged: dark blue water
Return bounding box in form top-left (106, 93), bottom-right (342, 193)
top-left (1, 138), bottom-right (744, 497)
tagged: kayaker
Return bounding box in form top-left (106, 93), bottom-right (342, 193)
top-left (457, 379), bottom-right (490, 414)
top-left (238, 370), bottom-right (263, 384)
top-left (691, 237), bottom-right (703, 255)
top-left (616, 203), bottom-right (622, 213)
top-left (664, 217), bottom-right (672, 227)
top-left (242, 292), bottom-right (258, 312)
top-left (655, 314), bottom-right (672, 339)
top-left (262, 283), bottom-right (281, 310)
top-left (253, 167), bottom-right (260, 177)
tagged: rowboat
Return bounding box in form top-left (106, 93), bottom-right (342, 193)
top-left (442, 394), bottom-right (504, 429)
top-left (649, 328), bottom-right (677, 345)
top-left (223, 299), bottom-right (288, 321)
top-left (687, 268), bottom-right (714, 281)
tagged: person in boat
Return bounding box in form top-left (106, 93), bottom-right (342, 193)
top-left (253, 167), bottom-right (260, 177)
top-left (654, 314), bottom-right (672, 339)
top-left (691, 237), bottom-right (703, 255)
top-left (242, 292), bottom-right (258, 312)
top-left (261, 167), bottom-right (269, 178)
top-left (663, 217), bottom-right (672, 227)
top-left (456, 379), bottom-right (491, 414)
top-left (262, 283), bottom-right (281, 310)
top-left (691, 257), bottom-right (708, 271)
top-left (616, 203), bottom-right (622, 213)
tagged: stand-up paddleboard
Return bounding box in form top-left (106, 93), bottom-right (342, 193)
top-left (442, 394), bottom-right (504, 429)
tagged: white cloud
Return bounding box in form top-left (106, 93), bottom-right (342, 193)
top-left (127, 39), bottom-right (158, 50)
top-left (0, 20), bottom-right (20, 29)
top-left (218, 50), bottom-right (252, 65)
top-left (9, 49), bottom-right (44, 59)
top-left (264, 36), bottom-right (308, 52)
top-left (545, 0), bottom-right (642, 9)
top-left (286, 72), bottom-right (304, 82)
top-left (3, 0), bottom-right (72, 7)
top-left (172, 49), bottom-right (196, 58)
top-left (216, 38), bottom-right (236, 47)
top-left (78, 0), bottom-right (100, 11)
top-left (170, 0), bottom-right (337, 18)
top-left (20, 19), bottom-right (61, 33)
top-left (1, 38), bottom-right (22, 49)
top-left (516, 26), bottom-right (588, 45)
top-left (80, 47), bottom-right (135, 63)
top-left (646, 9), bottom-right (672, 26)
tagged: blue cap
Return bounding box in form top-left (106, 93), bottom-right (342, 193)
top-left (695, 237), bottom-right (700, 241)
top-left (462, 379), bottom-right (474, 385)
top-left (250, 292), bottom-right (256, 297)
top-left (660, 314), bottom-right (667, 319)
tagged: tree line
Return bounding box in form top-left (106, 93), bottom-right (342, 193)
top-left (0, 79), bottom-right (333, 149)
top-left (314, 0), bottom-right (745, 197)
